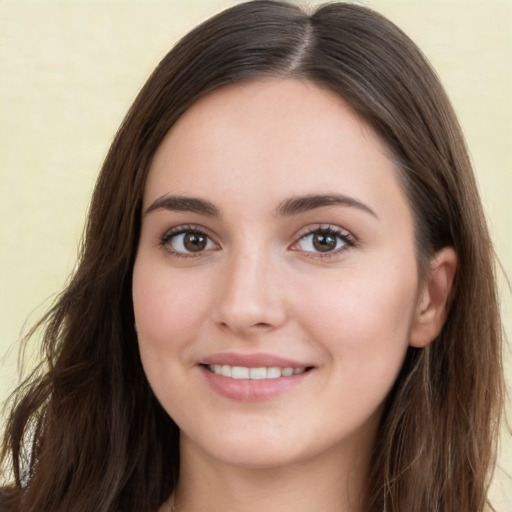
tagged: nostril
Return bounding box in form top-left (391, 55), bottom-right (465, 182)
top-left (253, 322), bottom-right (272, 328)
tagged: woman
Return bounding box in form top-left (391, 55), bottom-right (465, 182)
top-left (0, 1), bottom-right (505, 511)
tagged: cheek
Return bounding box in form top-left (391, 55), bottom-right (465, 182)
top-left (132, 256), bottom-right (215, 416)
top-left (132, 255), bottom-right (212, 363)
top-left (299, 254), bottom-right (418, 382)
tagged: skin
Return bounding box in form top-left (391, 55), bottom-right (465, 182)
top-left (132, 79), bottom-right (456, 512)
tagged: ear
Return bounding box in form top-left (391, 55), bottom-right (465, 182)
top-left (409, 247), bottom-right (457, 348)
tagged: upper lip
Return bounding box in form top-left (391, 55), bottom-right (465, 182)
top-left (200, 352), bottom-right (312, 368)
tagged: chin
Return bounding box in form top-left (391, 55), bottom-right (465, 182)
top-left (180, 420), bottom-right (311, 469)
top-left (178, 415), bottom-right (371, 472)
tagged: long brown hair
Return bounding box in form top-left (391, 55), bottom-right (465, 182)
top-left (0, 2), bottom-right (505, 511)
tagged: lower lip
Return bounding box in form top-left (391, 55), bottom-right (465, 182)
top-left (200, 366), bottom-right (311, 402)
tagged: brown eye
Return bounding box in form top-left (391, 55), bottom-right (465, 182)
top-left (312, 233), bottom-right (338, 252)
top-left (294, 227), bottom-right (352, 255)
top-left (183, 233), bottom-right (207, 252)
top-left (163, 229), bottom-right (217, 256)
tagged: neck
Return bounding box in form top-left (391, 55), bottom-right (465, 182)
top-left (170, 432), bottom-right (373, 512)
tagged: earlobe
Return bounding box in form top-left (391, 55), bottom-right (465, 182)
top-left (409, 247), bottom-right (457, 348)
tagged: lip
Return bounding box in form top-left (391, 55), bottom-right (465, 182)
top-left (200, 352), bottom-right (310, 368)
top-left (198, 352), bottom-right (314, 402)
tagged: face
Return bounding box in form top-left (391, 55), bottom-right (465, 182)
top-left (132, 79), bottom-right (422, 470)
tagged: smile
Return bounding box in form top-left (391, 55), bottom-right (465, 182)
top-left (207, 364), bottom-right (306, 380)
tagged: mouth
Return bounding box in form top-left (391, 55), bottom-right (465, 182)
top-left (204, 364), bottom-right (311, 380)
top-left (198, 353), bottom-right (314, 400)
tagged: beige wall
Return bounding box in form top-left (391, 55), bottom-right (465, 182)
top-left (1, 0), bottom-right (510, 507)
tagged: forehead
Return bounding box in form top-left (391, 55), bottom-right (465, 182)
top-left (144, 78), bottom-right (408, 222)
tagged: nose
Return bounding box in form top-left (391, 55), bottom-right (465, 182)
top-left (212, 249), bottom-right (288, 336)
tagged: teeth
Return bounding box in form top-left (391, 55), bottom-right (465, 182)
top-left (266, 367), bottom-right (282, 378)
top-left (231, 366), bottom-right (249, 379)
top-left (249, 367), bottom-right (267, 379)
top-left (208, 364), bottom-right (306, 380)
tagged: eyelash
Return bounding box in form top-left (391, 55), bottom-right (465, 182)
top-left (159, 225), bottom-right (217, 259)
top-left (159, 224), bottom-right (356, 259)
top-left (291, 224), bottom-right (356, 258)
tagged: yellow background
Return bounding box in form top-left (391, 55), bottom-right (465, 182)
top-left (0, 0), bottom-right (510, 507)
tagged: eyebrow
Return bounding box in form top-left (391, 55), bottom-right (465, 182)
top-left (145, 195), bottom-right (221, 217)
top-left (144, 192), bottom-right (377, 219)
top-left (274, 194), bottom-right (378, 218)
